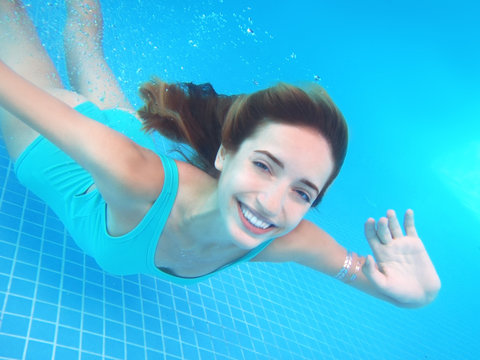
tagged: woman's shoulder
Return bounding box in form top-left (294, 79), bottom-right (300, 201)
top-left (175, 160), bottom-right (217, 196)
top-left (173, 156), bottom-right (213, 186)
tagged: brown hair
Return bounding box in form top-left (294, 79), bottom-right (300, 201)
top-left (138, 79), bottom-right (348, 206)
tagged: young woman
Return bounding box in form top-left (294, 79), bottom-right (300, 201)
top-left (0, 0), bottom-right (440, 307)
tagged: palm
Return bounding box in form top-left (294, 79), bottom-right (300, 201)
top-left (363, 210), bottom-right (440, 306)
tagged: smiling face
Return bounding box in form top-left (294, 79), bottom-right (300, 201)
top-left (215, 121), bottom-right (334, 249)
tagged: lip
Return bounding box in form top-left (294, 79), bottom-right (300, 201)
top-left (237, 201), bottom-right (276, 236)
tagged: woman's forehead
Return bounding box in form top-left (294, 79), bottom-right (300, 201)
top-left (241, 122), bottom-right (334, 181)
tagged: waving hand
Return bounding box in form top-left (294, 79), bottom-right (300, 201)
top-left (363, 210), bottom-right (441, 307)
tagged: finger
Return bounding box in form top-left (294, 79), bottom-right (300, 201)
top-left (404, 209), bottom-right (418, 237)
top-left (364, 218), bottom-right (381, 251)
top-left (362, 255), bottom-right (387, 290)
top-left (377, 217), bottom-right (393, 244)
top-left (387, 209), bottom-right (403, 239)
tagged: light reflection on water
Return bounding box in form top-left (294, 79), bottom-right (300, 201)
top-left (435, 141), bottom-right (480, 221)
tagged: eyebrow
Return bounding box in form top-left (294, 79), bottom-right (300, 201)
top-left (254, 150), bottom-right (320, 195)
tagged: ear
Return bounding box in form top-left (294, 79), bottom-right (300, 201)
top-left (215, 145), bottom-right (226, 171)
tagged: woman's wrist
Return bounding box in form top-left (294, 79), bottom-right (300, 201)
top-left (335, 251), bottom-right (364, 283)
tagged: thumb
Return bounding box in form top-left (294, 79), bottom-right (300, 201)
top-left (362, 255), bottom-right (387, 290)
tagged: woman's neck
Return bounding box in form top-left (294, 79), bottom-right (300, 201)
top-left (179, 183), bottom-right (234, 250)
top-left (162, 169), bottom-right (235, 250)
top-left (154, 180), bottom-right (248, 276)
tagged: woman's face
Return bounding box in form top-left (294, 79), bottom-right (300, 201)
top-left (215, 121), bottom-right (334, 249)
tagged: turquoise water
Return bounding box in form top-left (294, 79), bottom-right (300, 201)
top-left (1, 0), bottom-right (479, 359)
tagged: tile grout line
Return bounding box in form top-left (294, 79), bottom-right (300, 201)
top-left (139, 275), bottom-right (149, 359)
top-left (79, 235), bottom-right (87, 360)
top-left (0, 161), bottom-right (16, 328)
top-left (121, 276), bottom-right (127, 359)
top-left (51, 228), bottom-right (70, 359)
top-left (17, 189), bottom-right (34, 360)
top-left (23, 199), bottom-right (48, 359)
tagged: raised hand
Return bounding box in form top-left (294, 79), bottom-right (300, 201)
top-left (363, 210), bottom-right (441, 307)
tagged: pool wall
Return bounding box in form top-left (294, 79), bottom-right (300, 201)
top-left (1, 1), bottom-right (479, 359)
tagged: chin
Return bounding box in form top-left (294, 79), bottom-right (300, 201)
top-left (228, 219), bottom-right (279, 250)
top-left (229, 227), bottom-right (264, 250)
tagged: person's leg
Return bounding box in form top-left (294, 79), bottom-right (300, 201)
top-left (64, 0), bottom-right (133, 111)
top-left (0, 0), bottom-right (86, 160)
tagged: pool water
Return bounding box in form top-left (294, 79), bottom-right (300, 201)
top-left (1, 0), bottom-right (479, 359)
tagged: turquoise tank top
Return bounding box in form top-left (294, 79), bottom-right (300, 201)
top-left (14, 102), bottom-right (273, 284)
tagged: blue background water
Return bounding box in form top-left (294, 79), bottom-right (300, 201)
top-left (1, 0), bottom-right (479, 359)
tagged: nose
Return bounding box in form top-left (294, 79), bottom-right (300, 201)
top-left (256, 183), bottom-right (286, 217)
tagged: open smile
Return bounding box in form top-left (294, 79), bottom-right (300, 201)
top-left (237, 201), bottom-right (277, 235)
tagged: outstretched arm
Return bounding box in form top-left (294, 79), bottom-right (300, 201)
top-left (0, 61), bottom-right (164, 209)
top-left (252, 210), bottom-right (441, 308)
top-left (64, 0), bottom-right (133, 110)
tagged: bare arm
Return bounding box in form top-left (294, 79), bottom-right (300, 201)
top-left (0, 61), bottom-right (163, 209)
top-left (252, 211), bottom-right (441, 308)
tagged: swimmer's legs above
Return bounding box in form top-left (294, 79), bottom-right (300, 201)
top-left (0, 0), bottom-right (62, 159)
top-left (0, 0), bottom-right (86, 160)
top-left (64, 0), bottom-right (133, 111)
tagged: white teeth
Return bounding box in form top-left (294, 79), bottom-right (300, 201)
top-left (240, 204), bottom-right (272, 229)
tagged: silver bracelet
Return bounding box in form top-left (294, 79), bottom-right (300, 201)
top-left (347, 260), bottom-right (362, 282)
top-left (335, 251), bottom-right (353, 281)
